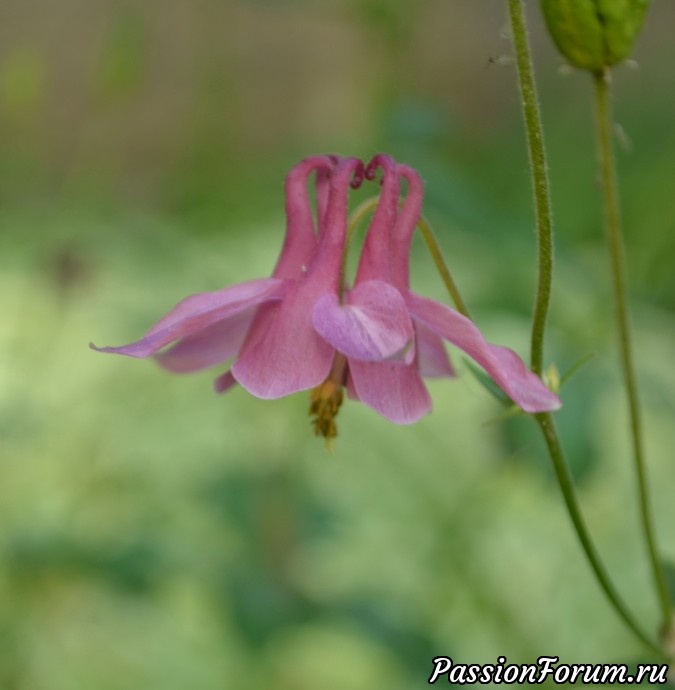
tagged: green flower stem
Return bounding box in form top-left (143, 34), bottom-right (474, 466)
top-left (592, 68), bottom-right (673, 636)
top-left (535, 412), bottom-right (664, 658)
top-left (507, 0), bottom-right (554, 377)
top-left (416, 216), bottom-right (471, 319)
top-left (507, 0), bottom-right (666, 653)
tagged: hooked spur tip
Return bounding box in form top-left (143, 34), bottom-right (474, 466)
top-left (397, 163), bottom-right (424, 193)
top-left (350, 160), bottom-right (365, 189)
top-left (287, 155), bottom-right (338, 190)
top-left (364, 154), bottom-right (397, 183)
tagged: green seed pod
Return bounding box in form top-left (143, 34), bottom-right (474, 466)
top-left (540, 0), bottom-right (650, 71)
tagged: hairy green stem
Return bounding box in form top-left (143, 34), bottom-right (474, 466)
top-left (507, 0), bottom-right (554, 377)
top-left (535, 413), bottom-right (664, 657)
top-left (506, 0), bottom-right (667, 653)
top-left (593, 69), bottom-right (673, 635)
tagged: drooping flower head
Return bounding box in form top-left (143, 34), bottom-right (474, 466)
top-left (92, 155), bottom-right (417, 439)
top-left (93, 153), bottom-right (560, 440)
top-left (231, 155), bottom-right (413, 400)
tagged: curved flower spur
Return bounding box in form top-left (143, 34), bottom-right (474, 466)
top-left (91, 155), bottom-right (414, 437)
top-left (312, 154), bottom-right (562, 424)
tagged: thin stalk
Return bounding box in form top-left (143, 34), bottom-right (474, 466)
top-left (506, 0), bottom-right (667, 652)
top-left (417, 216), bottom-right (471, 318)
top-left (535, 413), bottom-right (664, 658)
top-left (507, 0), bottom-right (554, 377)
top-left (593, 69), bottom-right (673, 634)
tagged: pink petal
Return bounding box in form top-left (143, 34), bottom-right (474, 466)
top-left (406, 292), bottom-right (561, 413)
top-left (213, 369), bottom-right (238, 394)
top-left (91, 278), bottom-right (286, 359)
top-left (349, 358), bottom-right (432, 424)
top-left (415, 320), bottom-right (455, 378)
top-left (232, 284), bottom-right (334, 399)
top-left (234, 301), bottom-right (277, 356)
top-left (312, 280), bottom-right (414, 362)
top-left (154, 309), bottom-right (254, 373)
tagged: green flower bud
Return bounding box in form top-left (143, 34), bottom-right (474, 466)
top-left (540, 0), bottom-right (650, 71)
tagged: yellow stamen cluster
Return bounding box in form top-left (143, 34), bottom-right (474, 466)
top-left (308, 380), bottom-right (344, 444)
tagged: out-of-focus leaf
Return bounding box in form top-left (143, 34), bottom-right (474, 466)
top-left (560, 351), bottom-right (597, 386)
top-left (5, 531), bottom-right (165, 595)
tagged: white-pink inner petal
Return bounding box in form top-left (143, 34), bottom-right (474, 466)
top-left (311, 280), bottom-right (414, 362)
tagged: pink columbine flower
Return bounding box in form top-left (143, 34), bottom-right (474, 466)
top-left (93, 153), bottom-right (559, 438)
top-left (312, 154), bottom-right (562, 424)
top-left (92, 155), bottom-right (414, 436)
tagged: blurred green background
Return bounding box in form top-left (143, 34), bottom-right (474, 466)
top-left (1, 0), bottom-right (674, 687)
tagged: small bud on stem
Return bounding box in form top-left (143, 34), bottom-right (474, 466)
top-left (540, 0), bottom-right (650, 71)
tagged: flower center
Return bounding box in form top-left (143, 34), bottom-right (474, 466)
top-left (308, 354), bottom-right (348, 446)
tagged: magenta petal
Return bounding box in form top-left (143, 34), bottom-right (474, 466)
top-left (482, 344), bottom-right (562, 412)
top-left (349, 358), bottom-right (432, 424)
top-left (415, 320), bottom-right (455, 378)
top-left (155, 309), bottom-right (254, 373)
top-left (406, 292), bottom-right (561, 413)
top-left (92, 278), bottom-right (287, 359)
top-left (232, 285), bottom-right (334, 399)
top-left (213, 369), bottom-right (238, 394)
top-left (145, 278), bottom-right (285, 337)
top-left (312, 280), bottom-right (414, 362)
